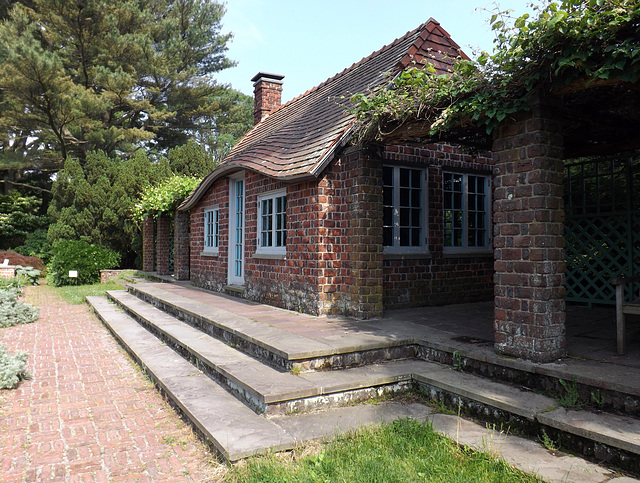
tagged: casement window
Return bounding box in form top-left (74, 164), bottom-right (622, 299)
top-left (203, 207), bottom-right (220, 254)
top-left (382, 166), bottom-right (428, 253)
top-left (443, 172), bottom-right (491, 252)
top-left (256, 189), bottom-right (287, 256)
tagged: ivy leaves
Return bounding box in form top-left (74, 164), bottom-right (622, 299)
top-left (133, 176), bottom-right (202, 220)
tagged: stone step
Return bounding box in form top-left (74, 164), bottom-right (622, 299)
top-left (86, 296), bottom-right (296, 461)
top-left (127, 283), bottom-right (640, 420)
top-left (126, 283), bottom-right (415, 371)
top-left (413, 364), bottom-right (640, 473)
top-left (104, 290), bottom-right (419, 414)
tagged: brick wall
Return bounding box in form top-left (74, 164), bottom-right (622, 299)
top-left (188, 142), bottom-right (495, 318)
top-left (0, 266), bottom-right (16, 279)
top-left (244, 173), bottom-right (321, 314)
top-left (492, 96), bottom-right (566, 362)
top-left (156, 214), bottom-right (171, 276)
top-left (142, 216), bottom-right (154, 272)
top-left (174, 210), bottom-right (190, 280)
top-left (313, 149), bottom-right (384, 318)
top-left (190, 178), bottom-right (229, 292)
top-left (380, 144), bottom-right (494, 309)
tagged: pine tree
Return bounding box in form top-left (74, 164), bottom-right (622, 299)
top-left (0, 0), bottom-right (241, 180)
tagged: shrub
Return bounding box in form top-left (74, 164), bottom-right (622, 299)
top-left (0, 276), bottom-right (23, 291)
top-left (47, 239), bottom-right (120, 287)
top-left (15, 266), bottom-right (42, 286)
top-left (0, 288), bottom-right (40, 328)
top-left (0, 343), bottom-right (30, 389)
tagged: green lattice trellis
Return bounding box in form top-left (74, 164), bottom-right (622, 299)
top-left (564, 154), bottom-right (640, 305)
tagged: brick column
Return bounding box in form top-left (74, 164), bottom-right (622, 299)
top-left (347, 150), bottom-right (384, 318)
top-left (156, 213), bottom-right (171, 276)
top-left (173, 209), bottom-right (190, 281)
top-left (492, 95), bottom-right (566, 362)
top-left (142, 216), bottom-right (155, 272)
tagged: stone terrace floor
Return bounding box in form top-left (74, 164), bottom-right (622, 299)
top-left (0, 285), bottom-right (225, 483)
top-left (162, 280), bottom-right (640, 371)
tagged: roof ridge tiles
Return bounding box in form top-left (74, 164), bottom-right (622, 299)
top-left (268, 18), bottom-right (440, 116)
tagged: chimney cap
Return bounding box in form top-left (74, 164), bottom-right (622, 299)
top-left (251, 72), bottom-right (285, 85)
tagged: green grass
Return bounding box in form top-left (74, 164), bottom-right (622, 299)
top-left (56, 280), bottom-right (126, 305)
top-left (228, 418), bottom-right (542, 483)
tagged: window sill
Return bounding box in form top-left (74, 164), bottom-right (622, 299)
top-left (443, 249), bottom-right (493, 259)
top-left (200, 250), bottom-right (219, 257)
top-left (384, 252), bottom-right (432, 261)
top-left (253, 252), bottom-right (286, 260)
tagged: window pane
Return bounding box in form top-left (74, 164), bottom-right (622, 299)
top-left (400, 188), bottom-right (410, 207)
top-left (213, 210), bottom-right (219, 248)
top-left (400, 207), bottom-right (410, 226)
top-left (453, 192), bottom-right (462, 210)
top-left (411, 189), bottom-right (421, 208)
top-left (411, 170), bottom-right (421, 188)
top-left (400, 227), bottom-right (410, 246)
top-left (443, 172), bottom-right (489, 249)
top-left (383, 206), bottom-right (393, 226)
top-left (384, 166), bottom-right (425, 249)
top-left (383, 227), bottom-right (393, 246)
top-left (411, 208), bottom-right (421, 227)
top-left (383, 166), bottom-right (393, 186)
top-left (411, 228), bottom-right (421, 246)
top-left (400, 168), bottom-right (410, 187)
top-left (383, 185), bottom-right (393, 206)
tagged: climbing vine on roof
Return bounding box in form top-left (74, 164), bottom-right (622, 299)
top-left (351, 0), bottom-right (640, 146)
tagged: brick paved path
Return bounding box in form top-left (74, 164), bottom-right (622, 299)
top-left (0, 285), bottom-right (224, 482)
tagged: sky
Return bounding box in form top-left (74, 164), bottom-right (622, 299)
top-left (214, 0), bottom-right (533, 103)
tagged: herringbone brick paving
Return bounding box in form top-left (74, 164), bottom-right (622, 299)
top-left (0, 285), bottom-right (223, 482)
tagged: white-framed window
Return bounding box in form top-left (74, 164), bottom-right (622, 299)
top-left (203, 207), bottom-right (219, 254)
top-left (443, 172), bottom-right (491, 252)
top-left (256, 189), bottom-right (287, 256)
top-left (382, 165), bottom-right (428, 253)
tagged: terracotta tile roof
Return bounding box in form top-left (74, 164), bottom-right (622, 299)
top-left (180, 19), bottom-right (467, 210)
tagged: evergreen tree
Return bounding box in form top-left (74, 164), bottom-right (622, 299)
top-left (47, 151), bottom-right (171, 266)
top-left (0, 0), bottom-right (240, 183)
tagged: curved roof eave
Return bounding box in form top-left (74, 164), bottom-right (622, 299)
top-left (179, 124), bottom-right (354, 211)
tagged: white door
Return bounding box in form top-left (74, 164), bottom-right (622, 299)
top-left (228, 176), bottom-right (245, 285)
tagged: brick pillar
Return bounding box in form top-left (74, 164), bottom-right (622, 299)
top-left (173, 209), bottom-right (190, 280)
top-left (156, 213), bottom-right (171, 276)
top-left (346, 149), bottom-right (383, 319)
top-left (142, 216), bottom-right (154, 272)
top-left (492, 95), bottom-right (566, 362)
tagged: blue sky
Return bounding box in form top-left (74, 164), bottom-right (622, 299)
top-left (215, 0), bottom-right (532, 102)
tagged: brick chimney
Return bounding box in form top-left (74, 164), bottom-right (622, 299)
top-left (251, 72), bottom-right (284, 125)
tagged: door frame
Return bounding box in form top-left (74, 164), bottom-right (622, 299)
top-left (227, 174), bottom-right (245, 285)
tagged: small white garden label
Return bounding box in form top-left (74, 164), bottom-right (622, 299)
top-left (68, 270), bottom-right (78, 278)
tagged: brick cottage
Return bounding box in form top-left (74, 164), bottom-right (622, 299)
top-left (177, 19), bottom-right (495, 319)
